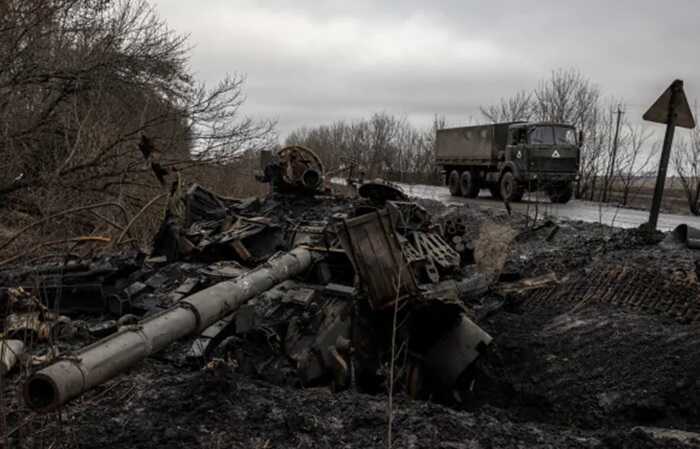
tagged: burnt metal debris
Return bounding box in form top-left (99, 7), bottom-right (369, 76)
top-left (3, 144), bottom-right (699, 449)
top-left (668, 224), bottom-right (700, 250)
top-left (257, 145), bottom-right (327, 194)
top-left (357, 181), bottom-right (408, 205)
top-left (21, 184), bottom-right (494, 411)
top-left (0, 340), bottom-right (24, 375)
top-left (3, 152), bottom-right (501, 413)
top-left (337, 209), bottom-right (419, 310)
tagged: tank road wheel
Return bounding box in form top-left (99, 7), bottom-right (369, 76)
top-left (448, 170), bottom-right (461, 196)
top-left (499, 172), bottom-right (523, 203)
top-left (547, 183), bottom-right (573, 204)
top-left (459, 171), bottom-right (479, 198)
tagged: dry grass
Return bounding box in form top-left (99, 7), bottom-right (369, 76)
top-left (590, 176), bottom-right (695, 215)
top-left (474, 222), bottom-right (517, 277)
top-left (0, 154), bottom-right (270, 265)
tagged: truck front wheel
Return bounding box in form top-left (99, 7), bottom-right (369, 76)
top-left (500, 172), bottom-right (523, 203)
top-left (547, 183), bottom-right (573, 204)
top-left (448, 170), bottom-right (460, 196)
top-left (460, 171), bottom-right (480, 198)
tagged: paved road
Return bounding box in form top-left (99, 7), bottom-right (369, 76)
top-left (397, 183), bottom-right (700, 232)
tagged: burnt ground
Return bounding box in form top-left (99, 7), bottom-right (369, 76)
top-left (474, 301), bottom-right (700, 430)
top-left (22, 325), bottom-right (700, 449)
top-left (28, 298), bottom-right (700, 448)
top-left (4, 196), bottom-right (700, 449)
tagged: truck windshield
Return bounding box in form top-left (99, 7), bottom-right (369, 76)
top-left (529, 126), bottom-right (576, 145)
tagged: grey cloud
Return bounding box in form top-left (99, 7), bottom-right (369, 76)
top-left (153, 0), bottom-right (700, 138)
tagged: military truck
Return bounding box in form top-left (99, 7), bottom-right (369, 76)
top-left (435, 122), bottom-right (581, 203)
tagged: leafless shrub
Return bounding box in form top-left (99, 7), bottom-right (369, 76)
top-left (614, 124), bottom-right (655, 206)
top-left (0, 0), bottom-right (276, 256)
top-left (673, 112), bottom-right (700, 215)
top-left (480, 90), bottom-right (532, 123)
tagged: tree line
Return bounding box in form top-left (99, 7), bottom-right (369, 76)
top-left (287, 113), bottom-right (443, 184)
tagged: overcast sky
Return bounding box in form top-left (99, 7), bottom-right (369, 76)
top-left (151, 0), bottom-right (699, 140)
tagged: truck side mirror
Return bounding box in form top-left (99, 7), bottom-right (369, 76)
top-left (577, 130), bottom-right (584, 147)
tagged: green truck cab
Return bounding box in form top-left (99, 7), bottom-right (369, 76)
top-left (435, 122), bottom-right (581, 203)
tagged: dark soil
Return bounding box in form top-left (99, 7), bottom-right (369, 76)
top-left (27, 347), bottom-right (700, 448)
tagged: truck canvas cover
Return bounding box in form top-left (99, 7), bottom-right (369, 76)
top-left (435, 123), bottom-right (513, 166)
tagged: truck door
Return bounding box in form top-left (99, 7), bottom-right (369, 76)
top-left (507, 129), bottom-right (526, 162)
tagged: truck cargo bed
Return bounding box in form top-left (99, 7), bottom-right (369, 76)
top-left (435, 123), bottom-right (512, 166)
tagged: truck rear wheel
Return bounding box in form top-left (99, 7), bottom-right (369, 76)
top-left (448, 170), bottom-right (460, 196)
top-left (500, 172), bottom-right (523, 203)
top-left (547, 183), bottom-right (573, 204)
top-left (459, 171), bottom-right (479, 198)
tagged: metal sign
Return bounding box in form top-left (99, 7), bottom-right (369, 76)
top-left (643, 80), bottom-right (696, 129)
top-left (644, 79), bottom-right (695, 236)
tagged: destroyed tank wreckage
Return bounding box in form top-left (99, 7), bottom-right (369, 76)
top-left (15, 145), bottom-right (493, 412)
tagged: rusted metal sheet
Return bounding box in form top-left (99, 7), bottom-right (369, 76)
top-left (0, 340), bottom-right (24, 375)
top-left (6, 312), bottom-right (73, 341)
top-left (338, 209), bottom-right (418, 309)
top-left (258, 145), bottom-right (325, 193)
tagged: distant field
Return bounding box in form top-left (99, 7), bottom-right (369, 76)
top-left (591, 176), bottom-right (694, 215)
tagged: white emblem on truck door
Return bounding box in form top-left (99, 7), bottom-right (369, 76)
top-left (552, 150), bottom-right (561, 158)
top-left (516, 150), bottom-right (522, 159)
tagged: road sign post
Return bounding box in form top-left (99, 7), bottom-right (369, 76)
top-left (643, 79), bottom-right (696, 236)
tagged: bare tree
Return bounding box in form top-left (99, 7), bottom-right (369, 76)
top-left (480, 91), bottom-right (532, 123)
top-left (531, 69), bottom-right (600, 128)
top-left (0, 0), bottom-right (276, 258)
top-left (576, 105), bottom-right (609, 201)
top-left (532, 69), bottom-right (602, 198)
top-left (673, 117), bottom-right (700, 215)
top-left (594, 103), bottom-right (621, 202)
top-left (615, 124), bottom-right (655, 206)
top-left (0, 0), bottom-right (275, 212)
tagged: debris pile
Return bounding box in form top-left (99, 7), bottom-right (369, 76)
top-left (0, 149), bottom-right (699, 448)
top-left (3, 173), bottom-right (499, 412)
